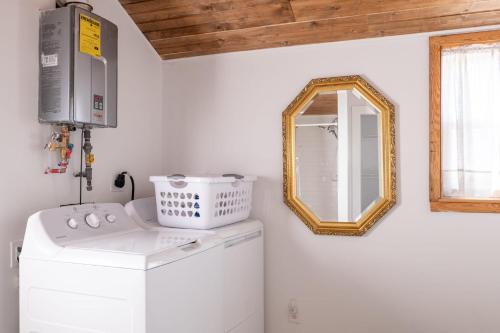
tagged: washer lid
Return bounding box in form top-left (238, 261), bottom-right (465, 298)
top-left (57, 228), bottom-right (221, 270)
top-left (67, 229), bottom-right (206, 255)
top-left (21, 203), bottom-right (222, 270)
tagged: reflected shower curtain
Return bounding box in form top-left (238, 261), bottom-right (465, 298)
top-left (441, 43), bottom-right (500, 197)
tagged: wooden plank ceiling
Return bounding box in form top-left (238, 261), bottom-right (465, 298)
top-left (304, 93), bottom-right (338, 116)
top-left (119, 0), bottom-right (500, 59)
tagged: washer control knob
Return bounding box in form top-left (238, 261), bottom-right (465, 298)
top-left (106, 214), bottom-right (117, 223)
top-left (85, 213), bottom-right (100, 228)
top-left (67, 218), bottom-right (79, 229)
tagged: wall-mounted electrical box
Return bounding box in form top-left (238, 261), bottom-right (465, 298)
top-left (39, 4), bottom-right (117, 128)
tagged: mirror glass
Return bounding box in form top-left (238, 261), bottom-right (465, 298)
top-left (294, 89), bottom-right (382, 223)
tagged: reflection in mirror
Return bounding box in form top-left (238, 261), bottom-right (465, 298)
top-left (294, 89), bottom-right (381, 223)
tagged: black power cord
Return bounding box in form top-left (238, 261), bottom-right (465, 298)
top-left (114, 171), bottom-right (135, 200)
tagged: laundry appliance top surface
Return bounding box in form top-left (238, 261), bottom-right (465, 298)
top-left (21, 203), bottom-right (220, 270)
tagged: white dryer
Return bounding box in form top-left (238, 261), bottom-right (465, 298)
top-left (125, 197), bottom-right (264, 333)
top-left (20, 203), bottom-right (225, 333)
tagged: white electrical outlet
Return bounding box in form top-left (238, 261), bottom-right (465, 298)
top-left (288, 299), bottom-right (300, 324)
top-left (110, 183), bottom-right (124, 192)
top-left (110, 175), bottom-right (124, 192)
top-left (10, 240), bottom-right (23, 269)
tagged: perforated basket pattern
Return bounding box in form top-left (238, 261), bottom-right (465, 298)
top-left (151, 177), bottom-right (254, 229)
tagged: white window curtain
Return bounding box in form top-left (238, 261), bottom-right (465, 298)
top-left (441, 43), bottom-right (500, 198)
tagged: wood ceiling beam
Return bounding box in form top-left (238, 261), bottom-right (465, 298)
top-left (138, 2), bottom-right (294, 39)
top-left (123, 0), bottom-right (295, 40)
top-left (118, 0), bottom-right (500, 59)
top-left (154, 7), bottom-right (500, 58)
top-left (304, 94), bottom-right (339, 116)
top-left (289, 0), bottom-right (488, 21)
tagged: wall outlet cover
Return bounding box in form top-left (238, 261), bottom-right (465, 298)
top-left (288, 299), bottom-right (300, 324)
top-left (10, 240), bottom-right (23, 269)
top-left (110, 174), bottom-right (125, 192)
top-left (110, 183), bottom-right (124, 192)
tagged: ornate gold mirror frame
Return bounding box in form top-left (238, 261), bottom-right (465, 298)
top-left (282, 75), bottom-right (396, 236)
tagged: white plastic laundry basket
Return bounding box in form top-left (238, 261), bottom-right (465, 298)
top-left (150, 174), bottom-right (257, 229)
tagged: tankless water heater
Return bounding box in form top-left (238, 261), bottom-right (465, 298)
top-left (39, 4), bottom-right (117, 127)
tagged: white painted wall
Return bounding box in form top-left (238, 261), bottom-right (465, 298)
top-left (0, 1), bottom-right (162, 332)
top-left (163, 26), bottom-right (500, 333)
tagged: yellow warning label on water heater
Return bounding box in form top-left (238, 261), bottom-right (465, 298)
top-left (79, 14), bottom-right (101, 58)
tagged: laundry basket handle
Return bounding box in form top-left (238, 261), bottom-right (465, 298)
top-left (222, 173), bottom-right (244, 180)
top-left (168, 174), bottom-right (186, 180)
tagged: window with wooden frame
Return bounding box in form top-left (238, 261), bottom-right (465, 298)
top-left (430, 30), bottom-right (500, 212)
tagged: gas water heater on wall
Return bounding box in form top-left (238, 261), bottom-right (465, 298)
top-left (38, 1), bottom-right (118, 193)
top-left (39, 1), bottom-right (117, 127)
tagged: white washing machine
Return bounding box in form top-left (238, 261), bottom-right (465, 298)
top-left (125, 197), bottom-right (264, 333)
top-left (20, 203), bottom-right (225, 333)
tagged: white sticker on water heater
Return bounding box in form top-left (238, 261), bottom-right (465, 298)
top-left (41, 53), bottom-right (58, 67)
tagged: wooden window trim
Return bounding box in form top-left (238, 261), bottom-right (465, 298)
top-left (429, 29), bottom-right (500, 213)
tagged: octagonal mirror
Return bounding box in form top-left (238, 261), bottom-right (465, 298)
top-left (283, 76), bottom-right (396, 236)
